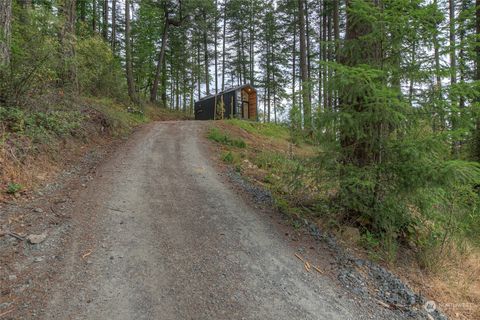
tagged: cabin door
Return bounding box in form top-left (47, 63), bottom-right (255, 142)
top-left (241, 90), bottom-right (249, 119)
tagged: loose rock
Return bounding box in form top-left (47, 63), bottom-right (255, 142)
top-left (27, 233), bottom-right (47, 244)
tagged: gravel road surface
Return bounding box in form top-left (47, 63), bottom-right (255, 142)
top-left (43, 121), bottom-right (402, 320)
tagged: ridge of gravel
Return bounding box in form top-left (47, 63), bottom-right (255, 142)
top-left (226, 169), bottom-right (448, 320)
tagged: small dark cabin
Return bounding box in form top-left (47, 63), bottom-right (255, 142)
top-left (194, 84), bottom-right (257, 121)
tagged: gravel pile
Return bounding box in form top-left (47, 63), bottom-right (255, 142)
top-left (226, 170), bottom-right (273, 205)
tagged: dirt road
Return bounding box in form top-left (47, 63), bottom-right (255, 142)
top-left (42, 121), bottom-right (400, 320)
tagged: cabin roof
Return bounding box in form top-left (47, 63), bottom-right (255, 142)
top-left (197, 84), bottom-right (256, 102)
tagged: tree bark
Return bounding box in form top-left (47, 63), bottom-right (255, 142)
top-left (214, 0), bottom-right (218, 94)
top-left (150, 17), bottom-right (170, 103)
top-left (339, 0), bottom-right (382, 167)
top-left (102, 0), bottom-right (108, 40)
top-left (111, 0), bottom-right (116, 52)
top-left (449, 0), bottom-right (456, 87)
top-left (249, 0), bottom-right (254, 86)
top-left (0, 0), bottom-right (12, 67)
top-left (203, 10), bottom-right (210, 95)
top-left (125, 0), bottom-right (137, 102)
top-left (298, 0), bottom-right (311, 129)
top-left (222, 2), bottom-right (226, 91)
top-left (475, 0), bottom-right (480, 160)
top-left (305, 0), bottom-right (312, 108)
top-left (59, 0), bottom-right (78, 93)
top-left (327, 4), bottom-right (333, 111)
top-left (322, 0), bottom-right (327, 111)
top-left (333, 0), bottom-right (339, 54)
top-left (80, 0), bottom-right (86, 22)
top-left (293, 14), bottom-right (297, 113)
top-left (93, 0), bottom-right (97, 32)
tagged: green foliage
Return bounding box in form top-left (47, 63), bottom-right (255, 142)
top-left (6, 182), bottom-right (23, 194)
top-left (221, 151), bottom-right (234, 163)
top-left (76, 37), bottom-right (126, 99)
top-left (0, 107), bottom-right (85, 142)
top-left (225, 119), bottom-right (290, 140)
top-left (87, 98), bottom-right (147, 136)
top-left (207, 127), bottom-right (246, 148)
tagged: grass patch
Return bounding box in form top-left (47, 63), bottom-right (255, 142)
top-left (208, 127), bottom-right (246, 148)
top-left (6, 182), bottom-right (23, 194)
top-left (221, 151), bottom-right (235, 163)
top-left (225, 118), bottom-right (289, 140)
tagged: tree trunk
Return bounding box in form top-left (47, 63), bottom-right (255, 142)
top-left (292, 15), bottom-right (296, 113)
top-left (327, 5), bottom-right (333, 111)
top-left (59, 0), bottom-right (78, 93)
top-left (0, 0), bottom-right (12, 68)
top-left (150, 17), bottom-right (170, 103)
top-left (197, 40), bottom-right (201, 100)
top-left (249, 1), bottom-right (254, 86)
top-left (475, 0), bottom-right (480, 160)
top-left (80, 0), bottom-right (86, 22)
top-left (432, 0), bottom-right (443, 131)
top-left (449, 0), bottom-right (456, 87)
top-left (111, 0), bottom-right (116, 52)
top-left (222, 2), bottom-right (226, 91)
top-left (317, 2), bottom-right (321, 110)
top-left (93, 0), bottom-right (97, 32)
top-left (102, 0), bottom-right (108, 40)
top-left (214, 0), bottom-right (218, 117)
top-left (241, 29), bottom-right (247, 84)
top-left (458, 0), bottom-right (468, 110)
top-left (339, 0), bottom-right (382, 167)
top-left (214, 0), bottom-right (218, 94)
top-left (125, 0), bottom-right (136, 102)
top-left (161, 53), bottom-right (167, 106)
top-left (266, 40), bottom-right (271, 122)
top-left (322, 0), bottom-right (327, 111)
top-left (433, 0), bottom-right (441, 90)
top-left (333, 0), bottom-right (339, 54)
top-left (305, 0), bottom-right (312, 108)
top-left (203, 10), bottom-right (210, 95)
top-left (298, 0), bottom-right (311, 129)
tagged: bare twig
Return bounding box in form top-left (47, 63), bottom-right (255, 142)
top-left (294, 253), bottom-right (305, 262)
top-left (81, 250), bottom-right (93, 259)
top-left (7, 232), bottom-right (24, 241)
top-left (313, 266), bottom-right (323, 274)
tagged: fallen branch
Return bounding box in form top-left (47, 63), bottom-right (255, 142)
top-left (0, 309), bottom-right (14, 317)
top-left (313, 265), bottom-right (323, 274)
top-left (304, 261), bottom-right (311, 272)
top-left (7, 232), bottom-right (24, 241)
top-left (375, 299), bottom-right (392, 309)
top-left (81, 250), bottom-right (93, 259)
top-left (294, 253), bottom-right (305, 262)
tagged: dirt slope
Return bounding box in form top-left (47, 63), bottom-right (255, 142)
top-left (26, 121), bottom-right (401, 319)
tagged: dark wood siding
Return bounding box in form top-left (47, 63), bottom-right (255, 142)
top-left (194, 84), bottom-right (257, 121)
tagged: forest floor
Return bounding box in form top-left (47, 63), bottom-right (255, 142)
top-left (0, 120), bottom-right (440, 319)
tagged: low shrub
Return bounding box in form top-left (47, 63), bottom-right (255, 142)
top-left (208, 127), bottom-right (246, 148)
top-left (6, 182), bottom-right (23, 194)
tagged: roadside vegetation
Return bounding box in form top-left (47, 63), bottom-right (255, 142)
top-left (0, 3), bottom-right (191, 199)
top-left (209, 119), bottom-right (480, 319)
